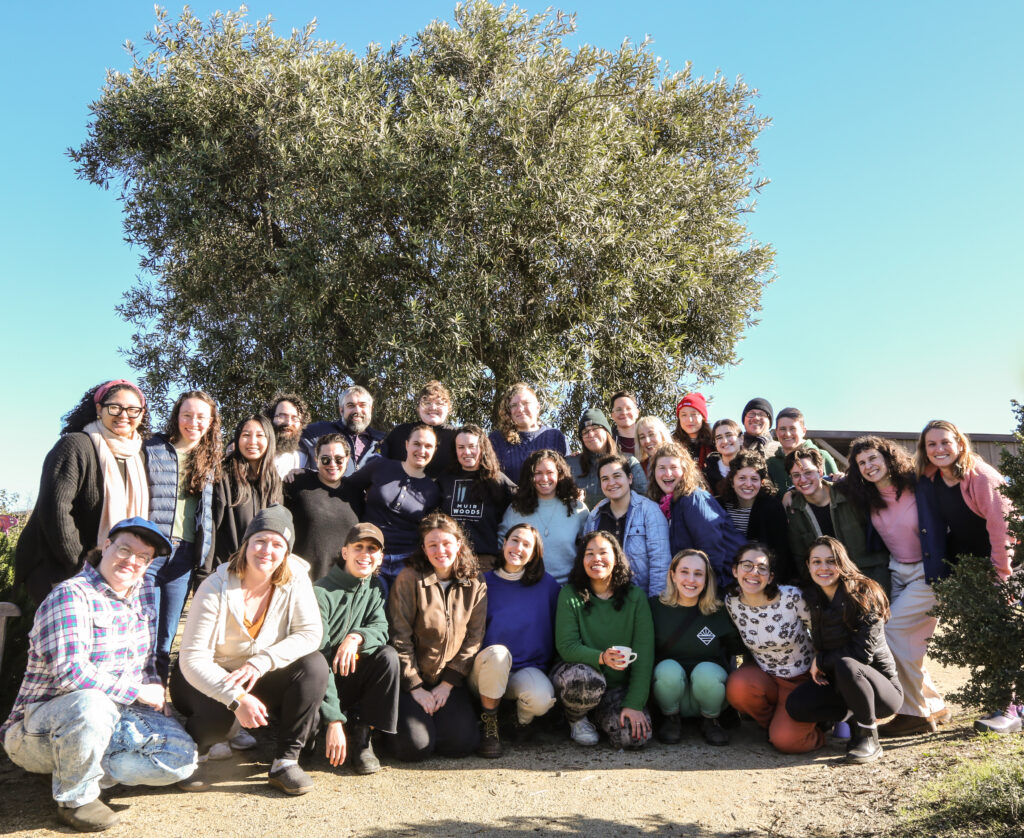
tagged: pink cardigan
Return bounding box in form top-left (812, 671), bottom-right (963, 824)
top-left (923, 460), bottom-right (1014, 579)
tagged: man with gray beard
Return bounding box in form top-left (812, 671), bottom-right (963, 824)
top-left (303, 386), bottom-right (385, 475)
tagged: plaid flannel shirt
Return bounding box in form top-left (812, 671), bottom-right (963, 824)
top-left (1, 563), bottom-right (158, 737)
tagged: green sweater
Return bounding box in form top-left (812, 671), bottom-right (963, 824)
top-left (314, 565), bottom-right (389, 724)
top-left (649, 599), bottom-right (745, 670)
top-left (555, 583), bottom-right (654, 711)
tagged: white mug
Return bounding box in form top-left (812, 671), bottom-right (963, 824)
top-left (611, 645), bottom-right (638, 664)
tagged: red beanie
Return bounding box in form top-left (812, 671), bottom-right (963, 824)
top-left (676, 392), bottom-right (708, 423)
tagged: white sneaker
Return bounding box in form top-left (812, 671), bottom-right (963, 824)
top-left (230, 729), bottom-right (258, 750)
top-left (207, 741), bottom-right (233, 760)
top-left (570, 718), bottom-right (599, 746)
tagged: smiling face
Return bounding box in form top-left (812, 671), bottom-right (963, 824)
top-left (341, 391), bottom-right (372, 433)
top-left (610, 396), bottom-right (638, 431)
top-left (97, 387), bottom-right (145, 438)
top-left (775, 416), bottom-right (805, 455)
top-left (581, 424), bottom-right (610, 454)
top-left (743, 409), bottom-right (771, 437)
top-left (677, 407), bottom-right (704, 439)
top-left (508, 389), bottom-right (540, 432)
top-left (582, 535), bottom-right (616, 584)
top-left (405, 428), bottom-right (437, 470)
top-left (654, 455), bottom-right (683, 496)
top-left (98, 532), bottom-right (156, 595)
top-left (532, 457), bottom-right (559, 499)
top-left (672, 553), bottom-right (707, 605)
top-left (732, 548), bottom-right (773, 597)
top-left (636, 422), bottom-right (669, 458)
top-left (789, 457), bottom-right (824, 497)
top-left (417, 395), bottom-right (450, 426)
top-left (502, 526), bottom-right (537, 572)
top-left (239, 419), bottom-right (269, 463)
top-left (807, 544), bottom-right (840, 591)
top-left (245, 530), bottom-right (289, 581)
top-left (177, 397), bottom-right (212, 446)
top-left (342, 538), bottom-right (383, 579)
top-left (713, 424), bottom-right (741, 459)
top-left (854, 447), bottom-right (890, 487)
top-left (317, 442), bottom-right (349, 486)
top-left (423, 528), bottom-right (461, 579)
top-left (732, 466), bottom-right (762, 506)
top-left (455, 432), bottom-right (482, 471)
top-left (599, 461), bottom-right (632, 503)
top-left (925, 428), bottom-right (960, 472)
top-left (272, 400), bottom-right (302, 440)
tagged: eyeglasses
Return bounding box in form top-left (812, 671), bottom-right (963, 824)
top-left (113, 545), bottom-right (155, 566)
top-left (274, 413), bottom-right (301, 425)
top-left (319, 455), bottom-right (347, 466)
top-left (420, 399), bottom-right (448, 409)
top-left (103, 404), bottom-right (144, 418)
top-left (790, 469), bottom-right (820, 481)
top-left (737, 560), bottom-right (771, 575)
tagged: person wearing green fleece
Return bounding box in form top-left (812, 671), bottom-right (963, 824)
top-left (313, 522), bottom-right (399, 776)
top-left (553, 531), bottom-right (654, 749)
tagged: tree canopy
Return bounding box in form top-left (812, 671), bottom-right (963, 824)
top-left (72, 1), bottom-right (774, 430)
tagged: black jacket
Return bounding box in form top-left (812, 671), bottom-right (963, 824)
top-left (804, 584), bottom-right (897, 682)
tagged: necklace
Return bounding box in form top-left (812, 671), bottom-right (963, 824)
top-left (535, 498), bottom-right (559, 537)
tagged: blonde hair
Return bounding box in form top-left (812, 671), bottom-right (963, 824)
top-left (915, 419), bottom-right (976, 479)
top-left (497, 382), bottom-right (539, 444)
top-left (227, 536), bottom-right (293, 587)
top-left (646, 442), bottom-right (703, 501)
top-left (634, 415), bottom-right (672, 463)
top-left (659, 549), bottom-right (722, 615)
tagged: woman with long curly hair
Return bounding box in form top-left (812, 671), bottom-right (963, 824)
top-left (487, 382), bottom-right (569, 483)
top-left (553, 531), bottom-right (654, 749)
top-left (647, 442), bottom-right (742, 589)
top-left (386, 514), bottom-right (487, 762)
top-left (913, 419), bottom-right (1017, 734)
top-left (210, 414), bottom-right (282, 572)
top-left (786, 537), bottom-right (903, 764)
top-left (498, 449), bottom-right (588, 584)
top-left (15, 379), bottom-right (152, 604)
top-left (144, 390), bottom-right (223, 681)
top-left (842, 436), bottom-right (951, 737)
top-left (437, 424), bottom-right (517, 571)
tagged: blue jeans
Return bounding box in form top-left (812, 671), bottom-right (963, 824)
top-left (379, 552), bottom-right (413, 594)
top-left (2, 689), bottom-right (197, 807)
top-left (145, 539), bottom-right (196, 682)
top-left (652, 660), bottom-right (729, 718)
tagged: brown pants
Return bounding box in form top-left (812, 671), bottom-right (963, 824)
top-left (725, 663), bottom-right (823, 754)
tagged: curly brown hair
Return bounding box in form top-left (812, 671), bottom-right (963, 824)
top-left (496, 382), bottom-right (539, 444)
top-left (62, 381), bottom-right (152, 438)
top-left (164, 391), bottom-right (223, 493)
top-left (645, 442), bottom-right (703, 502)
top-left (264, 392), bottom-right (311, 427)
top-left (511, 449), bottom-right (579, 515)
top-left (844, 436), bottom-right (917, 513)
top-left (407, 513), bottom-right (480, 582)
top-left (717, 450), bottom-right (776, 507)
top-left (567, 531), bottom-right (634, 611)
top-left (450, 424), bottom-right (511, 507)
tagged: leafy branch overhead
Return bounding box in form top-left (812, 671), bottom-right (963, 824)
top-left (70, 1), bottom-right (774, 430)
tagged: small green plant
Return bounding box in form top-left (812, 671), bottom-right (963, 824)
top-left (0, 490), bottom-right (33, 717)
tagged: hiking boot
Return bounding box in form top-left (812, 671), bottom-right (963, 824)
top-left (656, 713), bottom-right (683, 744)
top-left (347, 724), bottom-right (381, 775)
top-left (878, 713), bottom-right (935, 737)
top-left (268, 764), bottom-right (314, 795)
top-left (846, 725), bottom-right (882, 764)
top-left (569, 717), bottom-right (599, 746)
top-left (477, 710), bottom-right (503, 758)
top-left (56, 799), bottom-right (120, 832)
top-left (701, 716), bottom-right (729, 746)
top-left (974, 709), bottom-right (1022, 735)
top-left (511, 717), bottom-right (538, 744)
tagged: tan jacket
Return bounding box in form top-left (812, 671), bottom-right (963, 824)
top-left (387, 566), bottom-right (487, 691)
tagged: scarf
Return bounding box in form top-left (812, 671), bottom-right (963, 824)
top-left (85, 419), bottom-right (149, 545)
top-left (659, 493), bottom-right (672, 520)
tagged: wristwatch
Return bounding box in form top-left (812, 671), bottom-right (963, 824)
top-left (227, 694), bottom-right (245, 712)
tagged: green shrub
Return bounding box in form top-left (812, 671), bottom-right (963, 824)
top-left (0, 491), bottom-right (33, 717)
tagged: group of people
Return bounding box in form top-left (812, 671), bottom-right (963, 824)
top-left (4, 378), bottom-right (1016, 832)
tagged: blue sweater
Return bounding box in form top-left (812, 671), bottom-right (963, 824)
top-left (482, 571), bottom-right (561, 671)
top-left (488, 427), bottom-right (569, 484)
top-left (668, 489), bottom-right (744, 589)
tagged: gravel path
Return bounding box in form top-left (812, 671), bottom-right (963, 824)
top-left (0, 659), bottom-right (974, 837)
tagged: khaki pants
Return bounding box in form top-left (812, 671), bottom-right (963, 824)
top-left (468, 645), bottom-right (556, 724)
top-left (885, 559), bottom-right (945, 717)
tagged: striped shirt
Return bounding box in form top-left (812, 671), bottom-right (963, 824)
top-left (1, 563), bottom-right (158, 737)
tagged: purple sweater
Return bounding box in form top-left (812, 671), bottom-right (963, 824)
top-left (481, 571), bottom-right (560, 671)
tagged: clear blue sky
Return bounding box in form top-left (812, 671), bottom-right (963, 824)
top-left (2, 1), bottom-right (1022, 504)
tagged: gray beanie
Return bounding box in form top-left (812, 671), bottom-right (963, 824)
top-left (242, 504), bottom-right (296, 552)
top-left (578, 408), bottom-right (613, 437)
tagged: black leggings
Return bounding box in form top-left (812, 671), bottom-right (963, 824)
top-left (387, 685), bottom-right (480, 762)
top-left (170, 652), bottom-right (329, 761)
top-left (333, 645), bottom-right (401, 734)
top-left (786, 657), bottom-right (903, 727)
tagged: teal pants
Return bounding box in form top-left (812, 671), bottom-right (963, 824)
top-left (652, 660), bottom-right (728, 718)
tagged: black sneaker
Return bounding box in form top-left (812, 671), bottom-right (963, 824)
top-left (268, 764), bottom-right (314, 795)
top-left (701, 716), bottom-right (729, 746)
top-left (657, 713), bottom-right (683, 744)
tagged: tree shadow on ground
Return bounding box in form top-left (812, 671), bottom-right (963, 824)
top-left (355, 815), bottom-right (758, 837)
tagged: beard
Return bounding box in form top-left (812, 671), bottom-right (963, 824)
top-left (275, 426), bottom-right (301, 453)
top-left (344, 415), bottom-right (370, 434)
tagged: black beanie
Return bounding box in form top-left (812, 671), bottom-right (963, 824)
top-left (742, 398), bottom-right (774, 426)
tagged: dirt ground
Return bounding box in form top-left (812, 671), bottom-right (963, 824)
top-left (0, 659), bottom-right (978, 838)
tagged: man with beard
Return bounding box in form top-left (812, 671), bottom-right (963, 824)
top-left (265, 392), bottom-right (314, 479)
top-left (303, 386), bottom-right (385, 476)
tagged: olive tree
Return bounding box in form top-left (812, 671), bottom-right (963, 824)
top-left (71, 1), bottom-right (774, 429)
